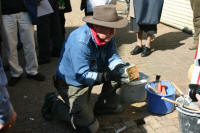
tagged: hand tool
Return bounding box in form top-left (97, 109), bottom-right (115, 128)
top-left (149, 84), bottom-right (166, 95)
top-left (158, 84), bottom-right (167, 95)
top-left (172, 82), bottom-right (184, 97)
top-left (155, 75), bottom-right (161, 91)
top-left (171, 82), bottom-right (191, 103)
top-left (161, 84), bottom-right (167, 95)
top-left (161, 97), bottom-right (200, 112)
top-left (147, 84), bottom-right (159, 94)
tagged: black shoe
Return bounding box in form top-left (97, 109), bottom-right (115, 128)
top-left (8, 76), bottom-right (21, 86)
top-left (41, 92), bottom-right (57, 121)
top-left (27, 73), bottom-right (45, 81)
top-left (130, 46), bottom-right (143, 55)
top-left (38, 59), bottom-right (50, 65)
top-left (141, 47), bottom-right (151, 57)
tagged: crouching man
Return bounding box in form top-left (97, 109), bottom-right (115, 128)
top-left (42, 5), bottom-right (129, 133)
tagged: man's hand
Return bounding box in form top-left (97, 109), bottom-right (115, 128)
top-left (195, 94), bottom-right (200, 106)
top-left (105, 63), bottom-right (130, 83)
top-left (0, 112), bottom-right (17, 131)
top-left (189, 84), bottom-right (200, 101)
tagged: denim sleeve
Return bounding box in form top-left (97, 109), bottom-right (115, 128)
top-left (0, 58), bottom-right (14, 125)
top-left (0, 87), bottom-right (14, 125)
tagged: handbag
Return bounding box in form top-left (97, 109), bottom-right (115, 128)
top-left (133, 0), bottom-right (164, 25)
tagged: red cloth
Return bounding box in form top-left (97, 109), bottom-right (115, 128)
top-left (91, 26), bottom-right (107, 46)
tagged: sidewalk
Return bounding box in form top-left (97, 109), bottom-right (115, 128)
top-left (8, 0), bottom-right (196, 133)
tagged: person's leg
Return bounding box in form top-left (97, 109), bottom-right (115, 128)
top-left (130, 30), bottom-right (144, 55)
top-left (137, 30), bottom-right (143, 47)
top-left (59, 9), bottom-right (66, 40)
top-left (145, 34), bottom-right (152, 48)
top-left (37, 14), bottom-right (51, 64)
top-left (42, 85), bottom-right (99, 132)
top-left (18, 12), bottom-right (38, 76)
top-left (68, 86), bottom-right (99, 132)
top-left (50, 10), bottom-right (63, 57)
top-left (2, 14), bottom-right (23, 78)
top-left (94, 81), bottom-right (123, 115)
top-left (189, 0), bottom-right (200, 50)
top-left (141, 24), bottom-right (157, 57)
top-left (41, 92), bottom-right (71, 121)
top-left (193, 27), bottom-right (200, 46)
top-left (141, 34), bottom-right (152, 57)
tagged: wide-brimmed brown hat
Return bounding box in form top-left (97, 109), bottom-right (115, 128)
top-left (83, 5), bottom-right (128, 28)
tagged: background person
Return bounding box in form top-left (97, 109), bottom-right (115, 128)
top-left (0, 57), bottom-right (17, 132)
top-left (58, 0), bottom-right (72, 40)
top-left (80, 0), bottom-right (117, 16)
top-left (0, 0), bottom-right (17, 131)
top-left (129, 0), bottom-right (163, 57)
top-left (1, 0), bottom-right (45, 86)
top-left (37, 0), bottom-right (63, 65)
top-left (189, 0), bottom-right (200, 50)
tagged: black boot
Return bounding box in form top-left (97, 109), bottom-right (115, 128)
top-left (41, 92), bottom-right (57, 121)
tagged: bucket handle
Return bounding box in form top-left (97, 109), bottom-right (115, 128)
top-left (171, 82), bottom-right (184, 96)
top-left (161, 97), bottom-right (200, 112)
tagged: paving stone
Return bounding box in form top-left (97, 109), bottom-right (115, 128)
top-left (165, 111), bottom-right (178, 119)
top-left (144, 116), bottom-right (152, 124)
top-left (148, 117), bottom-right (162, 130)
top-left (159, 118), bottom-right (178, 127)
top-left (113, 122), bottom-right (126, 130)
top-left (141, 125), bottom-right (156, 133)
top-left (127, 127), bottom-right (143, 133)
top-left (154, 126), bottom-right (179, 133)
top-left (123, 120), bottom-right (137, 128)
top-left (153, 115), bottom-right (164, 121)
top-left (173, 118), bottom-right (180, 128)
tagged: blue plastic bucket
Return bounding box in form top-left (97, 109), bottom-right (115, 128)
top-left (145, 81), bottom-right (176, 114)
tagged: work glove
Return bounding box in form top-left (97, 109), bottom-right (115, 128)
top-left (189, 84), bottom-right (200, 101)
top-left (105, 63), bottom-right (130, 84)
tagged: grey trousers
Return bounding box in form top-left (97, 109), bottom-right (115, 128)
top-left (50, 81), bottom-right (121, 128)
top-left (190, 0), bottom-right (200, 43)
top-left (2, 12), bottom-right (38, 77)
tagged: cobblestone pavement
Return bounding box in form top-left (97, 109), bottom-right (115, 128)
top-left (8, 0), bottom-right (196, 133)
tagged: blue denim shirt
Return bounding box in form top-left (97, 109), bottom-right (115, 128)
top-left (56, 24), bottom-right (124, 86)
top-left (0, 57), bottom-right (14, 125)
